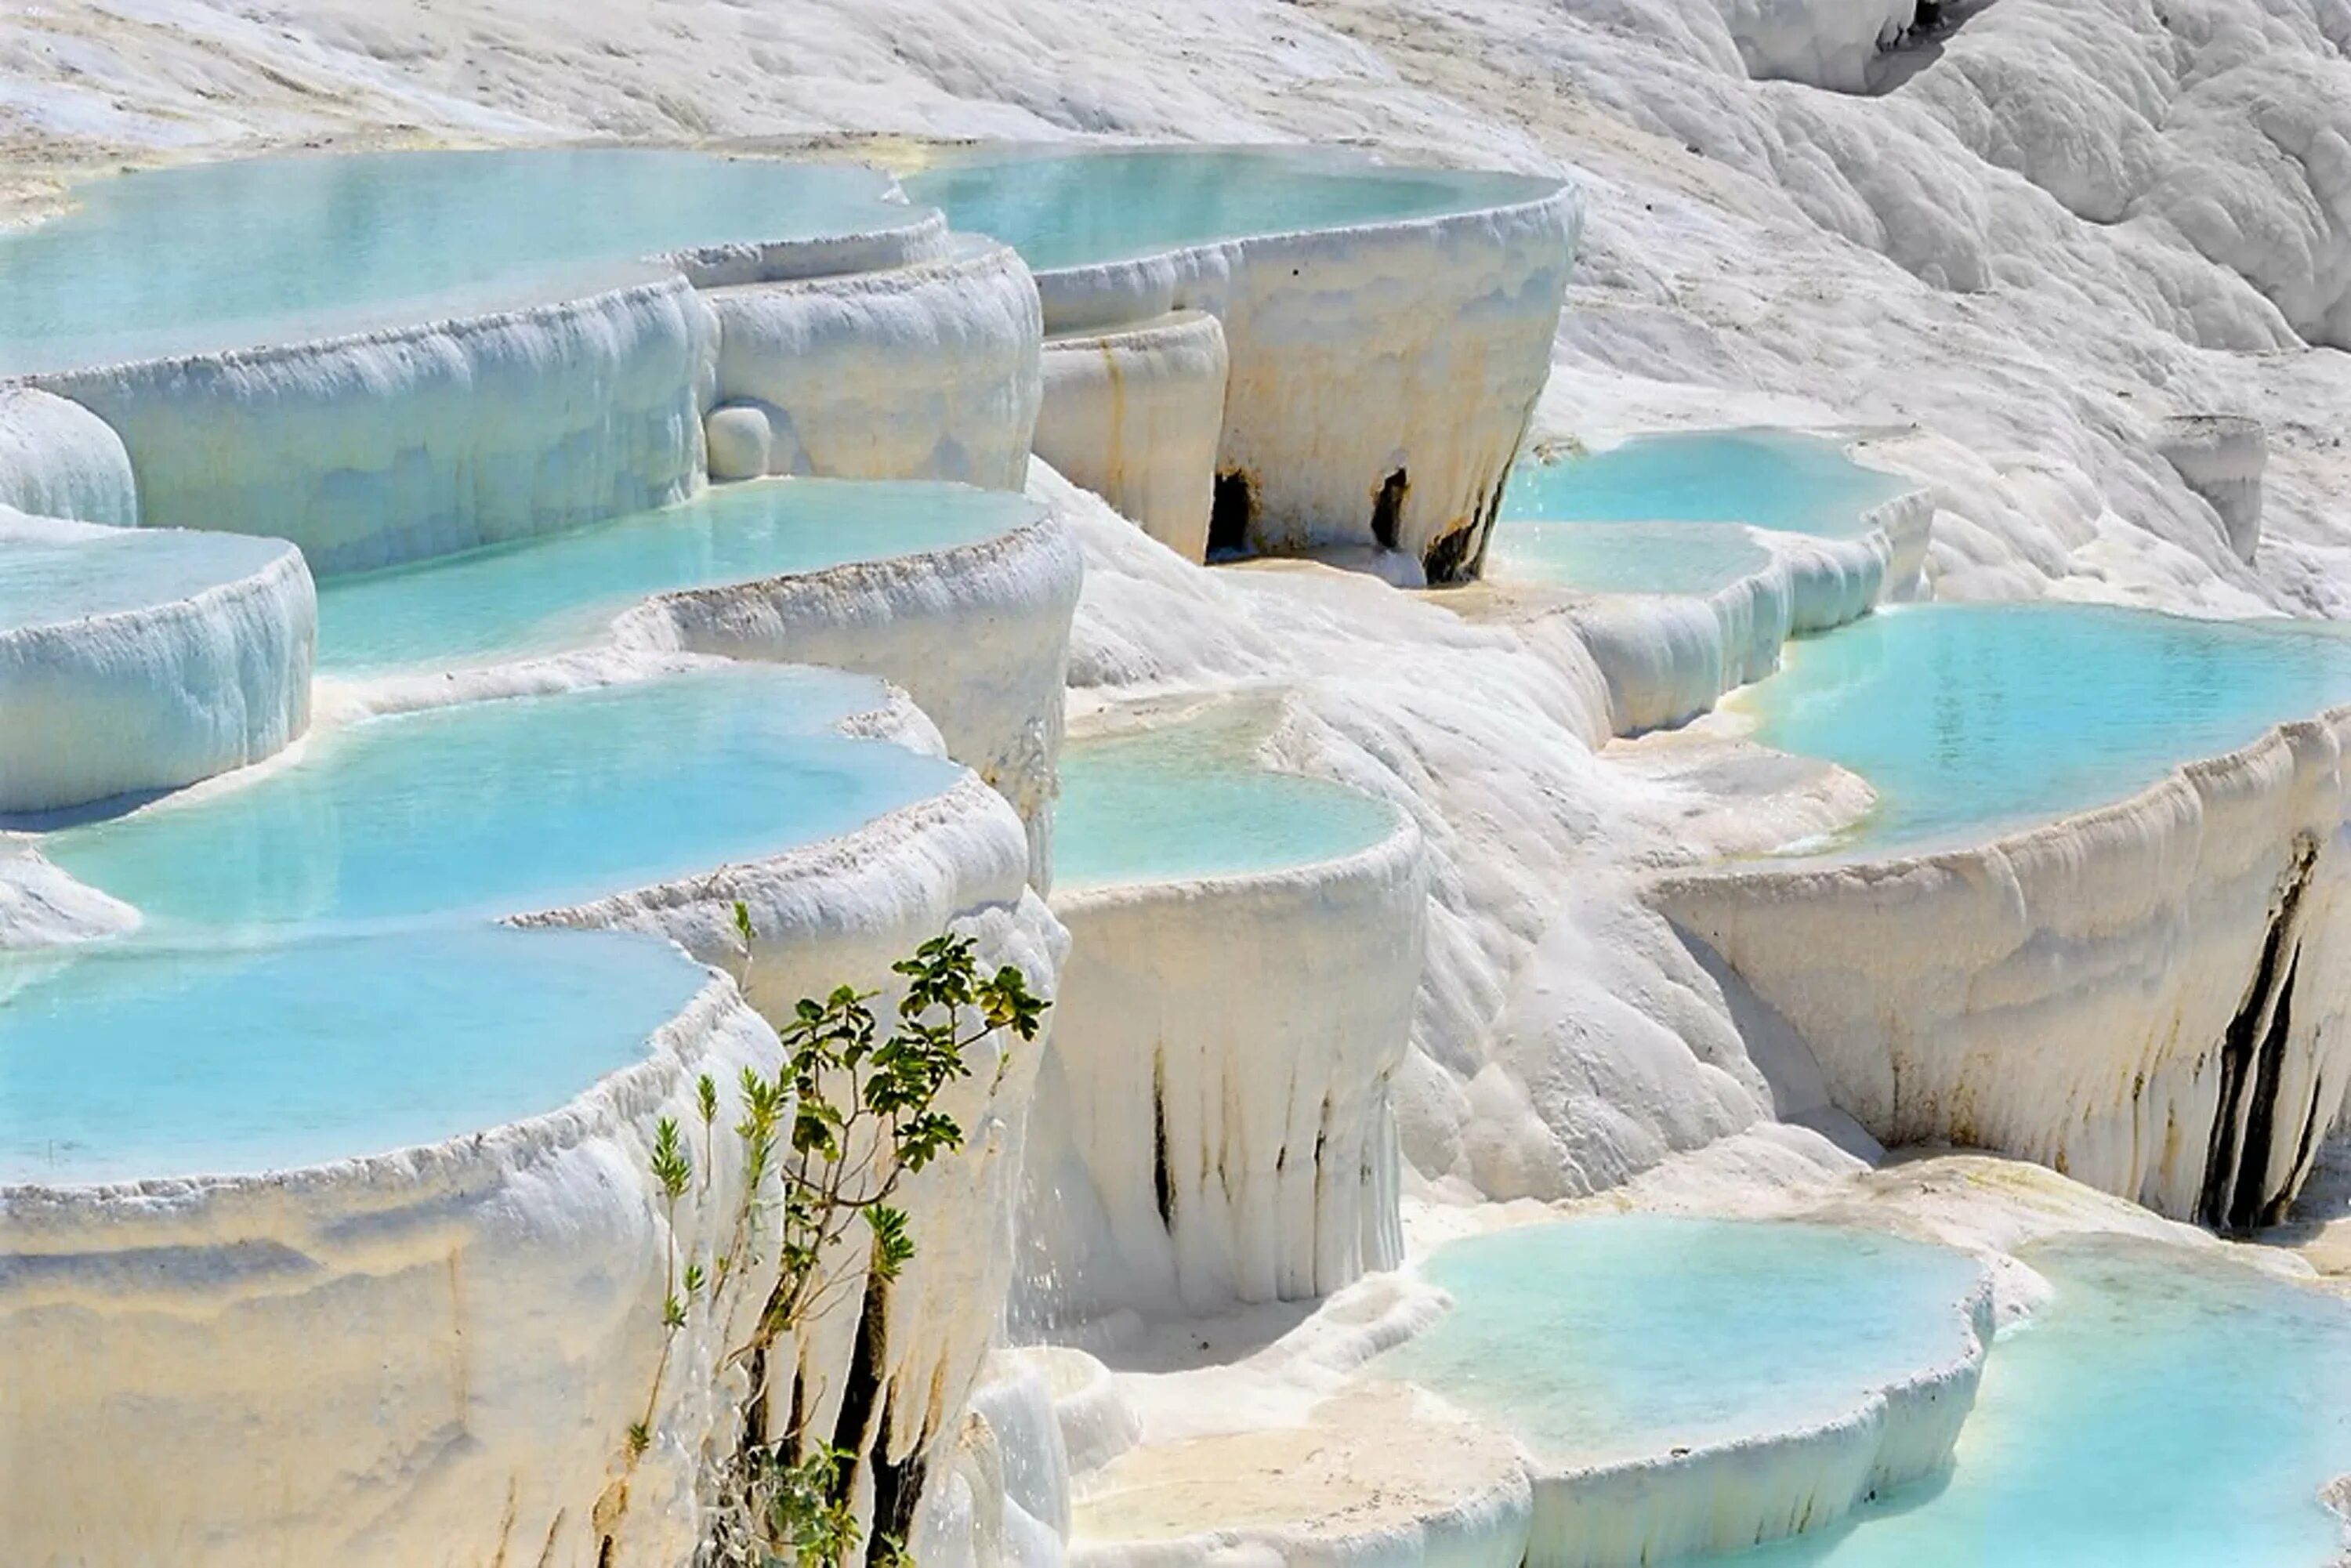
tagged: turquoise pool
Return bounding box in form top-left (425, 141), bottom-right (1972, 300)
top-left (317, 479), bottom-right (1038, 672)
top-left (1736, 604), bottom-right (2351, 850)
top-left (1372, 1217), bottom-right (1983, 1468)
top-left (0, 527), bottom-right (290, 627)
top-left (0, 149), bottom-right (913, 374)
top-left (1483, 519), bottom-right (1773, 596)
top-left (41, 665), bottom-right (962, 929)
top-left (1502, 432), bottom-right (1911, 541)
top-left (0, 925), bottom-right (707, 1184)
top-left (1721, 1236), bottom-right (2351, 1567)
top-left (1053, 706), bottom-right (1400, 891)
top-left (900, 146), bottom-right (1556, 273)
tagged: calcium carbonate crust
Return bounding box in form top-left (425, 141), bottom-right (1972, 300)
top-left (28, 273), bottom-right (719, 575)
top-left (665, 205), bottom-right (957, 288)
top-left (702, 237), bottom-right (1043, 488)
top-left (1465, 483), bottom-right (1930, 736)
top-left (1059, 1240), bottom-right (1991, 1568)
top-left (1031, 178), bottom-right (1581, 581)
top-left (1033, 310), bottom-right (1230, 563)
top-left (0, 386), bottom-right (137, 524)
top-left (615, 511), bottom-right (1084, 886)
top-left (0, 509), bottom-right (316, 814)
top-left (1652, 699), bottom-right (2351, 1226)
top-left (1, 659), bottom-right (1066, 1567)
top-left (1031, 808), bottom-right (1428, 1320)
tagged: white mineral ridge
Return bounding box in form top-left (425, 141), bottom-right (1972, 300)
top-left (0, 508), bottom-right (316, 813)
top-left (1030, 788), bottom-right (1426, 1320)
top-left (705, 237), bottom-right (1043, 491)
top-left (1034, 310), bottom-right (1229, 563)
top-left (30, 275), bottom-right (718, 575)
top-left (0, 387), bottom-right (137, 524)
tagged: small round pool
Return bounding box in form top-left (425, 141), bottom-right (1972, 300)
top-left (1502, 431), bottom-right (1911, 541)
top-left (1053, 707), bottom-right (1400, 891)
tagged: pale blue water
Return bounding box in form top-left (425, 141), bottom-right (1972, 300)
top-left (0, 149), bottom-right (914, 374)
top-left (318, 480), bottom-right (1036, 670)
top-left (1484, 519), bottom-right (1773, 596)
top-left (40, 665), bottom-right (962, 929)
top-left (901, 146), bottom-right (1557, 272)
top-left (0, 528), bottom-right (289, 625)
top-left (1053, 708), bottom-right (1400, 890)
top-left (1737, 604), bottom-right (2351, 850)
top-left (1374, 1217), bottom-right (1984, 1468)
top-left (1719, 1235), bottom-right (2351, 1568)
top-left (0, 925), bottom-right (707, 1183)
top-left (1502, 432), bottom-right (1911, 539)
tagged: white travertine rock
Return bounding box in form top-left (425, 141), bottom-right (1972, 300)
top-left (1715, 0), bottom-right (1918, 92)
top-left (704, 400), bottom-right (776, 481)
top-left (666, 208), bottom-right (958, 289)
top-left (1032, 183), bottom-right (1581, 581)
top-left (1033, 310), bottom-right (1229, 563)
top-left (29, 276), bottom-right (719, 576)
top-left (0, 387), bottom-right (137, 525)
top-left (1028, 809), bottom-right (1427, 1320)
top-left (0, 509), bottom-right (314, 813)
top-left (4, 741), bottom-right (1068, 1567)
top-left (2156, 413), bottom-right (2266, 564)
top-left (1487, 489), bottom-right (1928, 737)
top-left (705, 237), bottom-right (1042, 490)
top-left (1652, 704), bottom-right (2351, 1226)
top-left (613, 512), bottom-right (1083, 886)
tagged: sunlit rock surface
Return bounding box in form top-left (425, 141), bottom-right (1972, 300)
top-left (0, 509), bottom-right (313, 813)
top-left (1034, 310), bottom-right (1228, 563)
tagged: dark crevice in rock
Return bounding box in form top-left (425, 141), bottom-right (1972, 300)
top-left (828, 1279), bottom-right (887, 1466)
top-left (2198, 838), bottom-right (2318, 1230)
top-left (2230, 952), bottom-right (2301, 1233)
top-left (1371, 467), bottom-right (1409, 552)
top-left (1208, 469), bottom-right (1253, 557)
top-left (1421, 520), bottom-right (1481, 585)
top-left (1152, 1049), bottom-right (1176, 1233)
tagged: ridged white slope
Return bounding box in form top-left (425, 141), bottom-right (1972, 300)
top-left (704, 237), bottom-right (1043, 490)
top-left (0, 387), bottom-right (137, 525)
top-left (0, 509), bottom-right (314, 813)
top-left (30, 275), bottom-right (719, 575)
top-left (1653, 703), bottom-right (2351, 1226)
top-left (1033, 310), bottom-right (1229, 563)
top-left (1027, 804), bottom-right (1427, 1320)
top-left (1033, 183), bottom-right (1581, 581)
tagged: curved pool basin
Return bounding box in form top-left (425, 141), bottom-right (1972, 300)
top-left (39, 664), bottom-right (962, 929)
top-left (1722, 1236), bottom-right (2351, 1567)
top-left (1373, 1216), bottom-right (1984, 1469)
top-left (317, 478), bottom-right (1041, 672)
top-left (1053, 706), bottom-right (1400, 891)
top-left (1502, 431), bottom-right (1911, 541)
top-left (900, 145), bottom-right (1557, 273)
top-left (0, 924), bottom-right (707, 1185)
top-left (1736, 603), bottom-right (2351, 850)
top-left (1484, 519), bottom-right (1776, 596)
top-left (0, 148), bottom-right (915, 375)
top-left (0, 523), bottom-right (293, 628)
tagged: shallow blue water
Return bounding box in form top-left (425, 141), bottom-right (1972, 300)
top-left (0, 149), bottom-right (912, 374)
top-left (0, 528), bottom-right (290, 626)
top-left (318, 479), bottom-right (1035, 670)
top-left (0, 925), bottom-right (707, 1183)
top-left (1483, 519), bottom-right (1773, 596)
top-left (1719, 1236), bottom-right (2351, 1567)
top-left (1053, 708), bottom-right (1400, 890)
top-left (1737, 604), bottom-right (2351, 850)
top-left (901, 146), bottom-right (1556, 272)
top-left (1502, 432), bottom-right (1911, 539)
top-left (42, 665), bottom-right (962, 928)
top-left (1373, 1217), bottom-right (1983, 1467)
